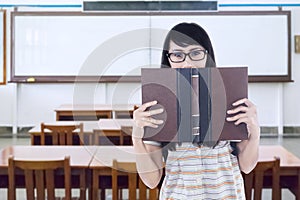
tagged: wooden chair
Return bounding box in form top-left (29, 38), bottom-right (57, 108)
top-left (111, 159), bottom-right (158, 200)
top-left (120, 126), bottom-right (133, 145)
top-left (8, 156), bottom-right (72, 200)
top-left (243, 157), bottom-right (280, 200)
top-left (41, 123), bottom-right (84, 145)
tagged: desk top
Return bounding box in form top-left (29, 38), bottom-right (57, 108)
top-left (1, 145), bottom-right (299, 169)
top-left (88, 145), bottom-right (300, 169)
top-left (55, 104), bottom-right (136, 112)
top-left (28, 119), bottom-right (133, 134)
top-left (0, 145), bottom-right (136, 169)
top-left (98, 119), bottom-right (133, 130)
top-left (259, 145), bottom-right (300, 167)
top-left (90, 146), bottom-right (136, 168)
top-left (0, 145), bottom-right (98, 168)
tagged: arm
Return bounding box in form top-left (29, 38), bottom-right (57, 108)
top-left (132, 101), bottom-right (164, 188)
top-left (226, 98), bottom-right (260, 174)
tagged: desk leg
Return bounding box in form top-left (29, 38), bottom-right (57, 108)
top-left (120, 133), bottom-right (124, 146)
top-left (31, 135), bottom-right (34, 145)
top-left (80, 169), bottom-right (86, 200)
top-left (92, 170), bottom-right (99, 200)
top-left (149, 188), bottom-right (158, 200)
top-left (85, 169), bottom-right (92, 200)
top-left (56, 112), bottom-right (60, 121)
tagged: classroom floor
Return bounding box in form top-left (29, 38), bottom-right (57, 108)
top-left (0, 134), bottom-right (299, 199)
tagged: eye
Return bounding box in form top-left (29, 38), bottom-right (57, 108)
top-left (190, 50), bottom-right (202, 57)
top-left (172, 52), bottom-right (184, 58)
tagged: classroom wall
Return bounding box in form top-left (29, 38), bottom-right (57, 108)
top-left (0, 1), bottom-right (300, 134)
top-left (284, 7), bottom-right (300, 127)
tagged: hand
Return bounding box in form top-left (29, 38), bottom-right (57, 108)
top-left (132, 101), bottom-right (164, 139)
top-left (133, 100), bottom-right (164, 128)
top-left (226, 98), bottom-right (260, 140)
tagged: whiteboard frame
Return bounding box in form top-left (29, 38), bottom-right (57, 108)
top-left (10, 11), bottom-right (291, 83)
top-left (0, 10), bottom-right (6, 85)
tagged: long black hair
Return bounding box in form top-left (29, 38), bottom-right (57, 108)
top-left (161, 22), bottom-right (216, 68)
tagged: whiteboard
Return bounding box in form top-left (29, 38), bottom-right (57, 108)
top-left (12, 14), bottom-right (150, 79)
top-left (11, 11), bottom-right (291, 83)
top-left (150, 14), bottom-right (288, 76)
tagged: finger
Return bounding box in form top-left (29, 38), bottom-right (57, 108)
top-left (137, 109), bottom-right (163, 118)
top-left (225, 116), bottom-right (248, 126)
top-left (139, 101), bottom-right (157, 111)
top-left (142, 117), bottom-right (164, 125)
top-left (233, 117), bottom-right (249, 126)
top-left (143, 121), bottom-right (159, 128)
top-left (143, 108), bottom-right (164, 117)
top-left (232, 98), bottom-right (252, 106)
top-left (227, 106), bottom-right (248, 114)
top-left (226, 113), bottom-right (247, 122)
top-left (133, 101), bottom-right (159, 119)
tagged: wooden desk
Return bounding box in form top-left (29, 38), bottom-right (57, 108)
top-left (2, 145), bottom-right (297, 199)
top-left (0, 146), bottom-right (150, 200)
top-left (90, 146), bottom-right (136, 195)
top-left (55, 104), bottom-right (135, 121)
top-left (0, 145), bottom-right (98, 200)
top-left (258, 145), bottom-right (300, 198)
top-left (94, 119), bottom-right (133, 145)
top-left (89, 145), bottom-right (300, 200)
top-left (29, 119), bottom-right (133, 145)
top-left (89, 146), bottom-right (157, 200)
top-left (90, 146), bottom-right (136, 169)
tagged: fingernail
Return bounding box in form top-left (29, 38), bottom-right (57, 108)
top-left (226, 117), bottom-right (230, 121)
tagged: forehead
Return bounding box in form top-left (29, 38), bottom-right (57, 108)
top-left (168, 40), bottom-right (205, 51)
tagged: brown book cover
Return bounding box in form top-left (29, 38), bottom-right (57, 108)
top-left (141, 68), bottom-right (178, 142)
top-left (141, 67), bottom-right (248, 142)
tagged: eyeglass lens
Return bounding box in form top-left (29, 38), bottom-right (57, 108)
top-left (168, 50), bottom-right (206, 62)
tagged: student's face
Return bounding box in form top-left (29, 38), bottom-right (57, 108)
top-left (168, 40), bottom-right (207, 68)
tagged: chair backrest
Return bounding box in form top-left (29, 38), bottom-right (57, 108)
top-left (120, 126), bottom-right (133, 145)
top-left (41, 123), bottom-right (83, 145)
top-left (93, 129), bottom-right (124, 145)
top-left (8, 156), bottom-right (71, 200)
top-left (111, 159), bottom-right (158, 200)
top-left (243, 156), bottom-right (280, 200)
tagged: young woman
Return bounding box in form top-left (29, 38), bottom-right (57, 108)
top-left (132, 22), bottom-right (260, 199)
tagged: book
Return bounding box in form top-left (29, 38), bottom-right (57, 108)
top-left (141, 67), bottom-right (248, 143)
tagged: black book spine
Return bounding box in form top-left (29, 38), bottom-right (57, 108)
top-left (199, 68), bottom-right (212, 143)
top-left (176, 69), bottom-right (193, 142)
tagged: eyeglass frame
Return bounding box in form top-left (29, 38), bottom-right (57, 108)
top-left (166, 49), bottom-right (208, 63)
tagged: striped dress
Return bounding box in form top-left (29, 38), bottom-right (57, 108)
top-left (159, 141), bottom-right (245, 200)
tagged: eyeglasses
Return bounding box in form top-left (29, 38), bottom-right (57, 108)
top-left (166, 49), bottom-right (208, 63)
